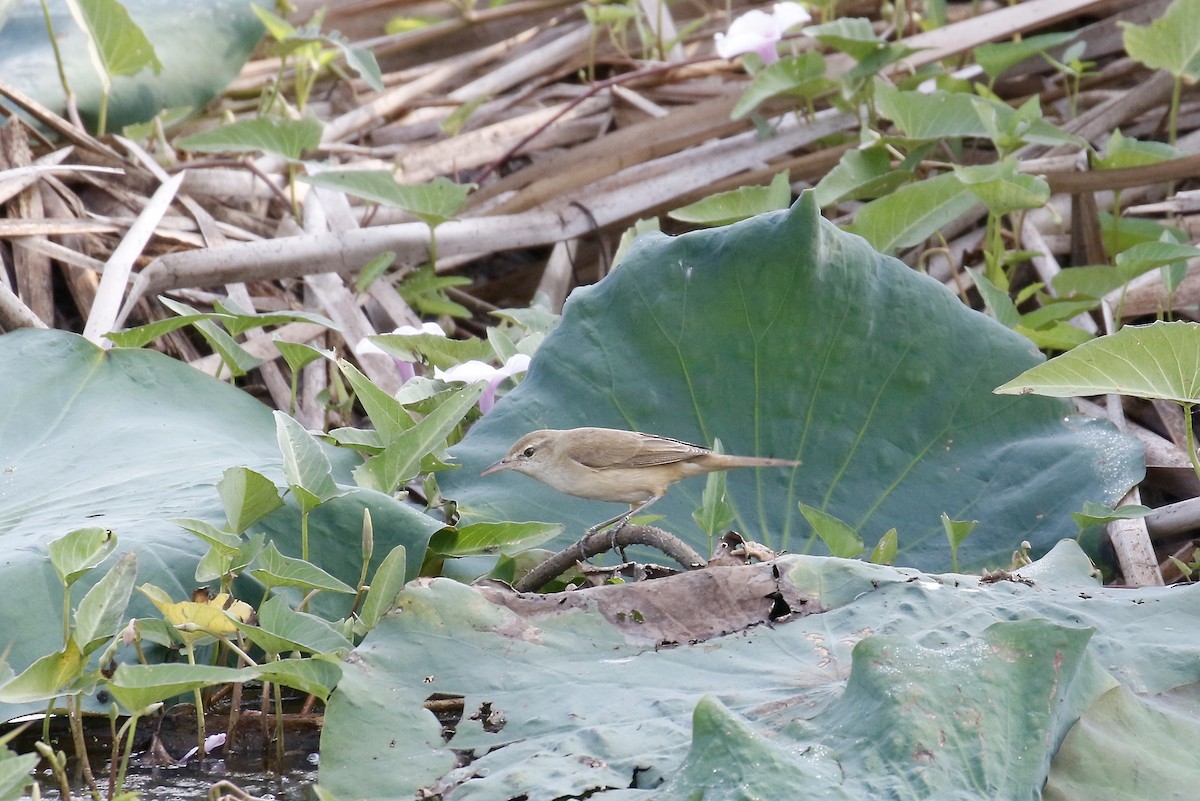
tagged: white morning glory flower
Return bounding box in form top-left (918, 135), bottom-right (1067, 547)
top-left (714, 2), bottom-right (811, 64)
top-left (435, 354), bottom-right (532, 413)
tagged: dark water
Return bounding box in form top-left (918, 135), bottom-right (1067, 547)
top-left (30, 758), bottom-right (318, 800)
top-left (11, 702), bottom-right (323, 799)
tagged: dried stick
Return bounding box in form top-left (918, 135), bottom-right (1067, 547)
top-left (514, 524), bottom-right (705, 593)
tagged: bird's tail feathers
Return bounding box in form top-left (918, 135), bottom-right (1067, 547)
top-left (716, 455), bottom-right (800, 469)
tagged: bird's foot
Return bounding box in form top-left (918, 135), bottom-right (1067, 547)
top-left (607, 525), bottom-right (630, 561)
top-left (575, 520), bottom-right (630, 562)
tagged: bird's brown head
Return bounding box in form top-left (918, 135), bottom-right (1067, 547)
top-left (481, 429), bottom-right (563, 479)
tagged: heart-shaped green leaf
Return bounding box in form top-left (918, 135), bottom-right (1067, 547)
top-left (1122, 0), bottom-right (1200, 81)
top-left (995, 320), bottom-right (1200, 403)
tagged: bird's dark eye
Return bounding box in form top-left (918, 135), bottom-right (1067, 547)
top-left (522, 447), bottom-right (536, 457)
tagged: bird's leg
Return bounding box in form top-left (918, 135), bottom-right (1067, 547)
top-left (585, 495), bottom-right (664, 535)
top-left (578, 507), bottom-right (630, 562)
top-left (576, 496), bottom-right (664, 562)
top-left (585, 508), bottom-right (633, 536)
top-left (609, 508), bottom-right (632, 559)
top-left (578, 511), bottom-right (619, 561)
top-left (596, 496), bottom-right (664, 556)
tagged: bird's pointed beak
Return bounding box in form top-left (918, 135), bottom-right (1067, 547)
top-left (481, 458), bottom-right (511, 477)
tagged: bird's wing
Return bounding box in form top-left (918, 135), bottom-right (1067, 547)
top-left (570, 431), bottom-right (709, 469)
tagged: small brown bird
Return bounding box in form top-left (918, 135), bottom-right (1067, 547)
top-left (482, 427), bottom-right (799, 533)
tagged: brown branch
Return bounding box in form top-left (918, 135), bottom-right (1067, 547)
top-left (514, 524), bottom-right (706, 593)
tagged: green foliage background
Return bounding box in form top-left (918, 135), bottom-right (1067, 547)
top-left (0, 329), bottom-right (439, 719)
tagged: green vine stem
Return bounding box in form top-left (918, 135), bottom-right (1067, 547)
top-left (1183, 401), bottom-right (1200, 484)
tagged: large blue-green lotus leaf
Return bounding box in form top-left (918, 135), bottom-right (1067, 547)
top-left (440, 193), bottom-right (1143, 571)
top-left (0, 329), bottom-right (439, 721)
top-left (0, 0), bottom-right (262, 131)
top-left (317, 542), bottom-right (1200, 800)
